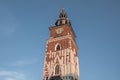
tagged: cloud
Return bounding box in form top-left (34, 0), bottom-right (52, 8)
top-left (11, 59), bottom-right (38, 67)
top-left (0, 71), bottom-right (25, 80)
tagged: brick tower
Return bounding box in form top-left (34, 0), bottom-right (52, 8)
top-left (42, 9), bottom-right (80, 80)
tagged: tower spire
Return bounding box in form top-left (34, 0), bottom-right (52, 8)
top-left (59, 8), bottom-right (67, 18)
top-left (55, 9), bottom-right (71, 26)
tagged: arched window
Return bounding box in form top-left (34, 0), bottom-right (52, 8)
top-left (55, 43), bottom-right (61, 51)
top-left (55, 65), bottom-right (60, 74)
top-left (56, 45), bottom-right (60, 51)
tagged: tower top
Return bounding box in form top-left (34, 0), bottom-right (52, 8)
top-left (59, 8), bottom-right (67, 18)
top-left (55, 9), bottom-right (71, 26)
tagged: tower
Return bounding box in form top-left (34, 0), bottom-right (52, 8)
top-left (43, 9), bottom-right (80, 80)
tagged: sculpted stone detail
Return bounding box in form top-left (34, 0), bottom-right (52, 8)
top-left (43, 47), bottom-right (79, 79)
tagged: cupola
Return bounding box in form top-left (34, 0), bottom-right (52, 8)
top-left (55, 9), bottom-right (71, 26)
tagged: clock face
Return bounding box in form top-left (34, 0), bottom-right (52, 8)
top-left (56, 28), bottom-right (63, 34)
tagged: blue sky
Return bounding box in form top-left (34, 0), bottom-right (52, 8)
top-left (0, 0), bottom-right (120, 80)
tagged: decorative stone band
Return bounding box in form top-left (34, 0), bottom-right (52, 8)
top-left (47, 34), bottom-right (78, 50)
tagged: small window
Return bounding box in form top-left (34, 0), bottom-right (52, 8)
top-left (56, 45), bottom-right (60, 51)
top-left (60, 21), bottom-right (62, 25)
top-left (55, 65), bottom-right (60, 74)
top-left (55, 43), bottom-right (61, 51)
